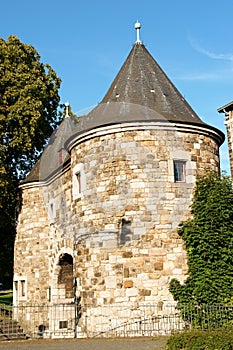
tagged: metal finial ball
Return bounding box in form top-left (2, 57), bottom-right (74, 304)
top-left (65, 102), bottom-right (69, 107)
top-left (135, 22), bottom-right (141, 29)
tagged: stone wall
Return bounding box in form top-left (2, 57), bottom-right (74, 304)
top-left (14, 166), bottom-right (74, 305)
top-left (14, 125), bottom-right (220, 336)
top-left (224, 110), bottom-right (233, 178)
top-left (70, 127), bottom-right (220, 306)
top-left (14, 186), bottom-right (50, 304)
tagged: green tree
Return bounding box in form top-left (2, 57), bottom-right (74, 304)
top-left (0, 35), bottom-right (61, 288)
top-left (169, 172), bottom-right (233, 327)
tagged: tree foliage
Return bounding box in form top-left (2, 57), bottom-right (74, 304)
top-left (0, 35), bottom-right (61, 287)
top-left (169, 172), bottom-right (233, 326)
top-left (0, 35), bottom-right (61, 180)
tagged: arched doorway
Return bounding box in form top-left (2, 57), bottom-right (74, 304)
top-left (57, 253), bottom-right (73, 299)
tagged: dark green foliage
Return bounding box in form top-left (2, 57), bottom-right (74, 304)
top-left (169, 172), bottom-right (233, 327)
top-left (0, 35), bottom-right (61, 180)
top-left (0, 36), bottom-right (61, 287)
top-left (166, 326), bottom-right (233, 350)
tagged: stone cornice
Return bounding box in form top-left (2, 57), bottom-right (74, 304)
top-left (21, 121), bottom-right (224, 189)
top-left (66, 121), bottom-right (224, 151)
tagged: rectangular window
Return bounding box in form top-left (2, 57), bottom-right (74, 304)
top-left (14, 281), bottom-right (18, 301)
top-left (58, 148), bottom-right (67, 165)
top-left (76, 172), bottom-right (81, 193)
top-left (48, 199), bottom-right (56, 222)
top-left (59, 320), bottom-right (68, 329)
top-left (72, 163), bottom-right (85, 200)
top-left (15, 281), bottom-right (18, 292)
top-left (14, 278), bottom-right (27, 301)
top-left (21, 280), bottom-right (26, 297)
top-left (174, 160), bottom-right (186, 182)
top-left (58, 149), bottom-right (63, 164)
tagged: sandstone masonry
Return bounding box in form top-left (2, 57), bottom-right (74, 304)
top-left (14, 36), bottom-right (224, 337)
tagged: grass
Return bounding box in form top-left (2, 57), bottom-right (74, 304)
top-left (0, 291), bottom-right (13, 306)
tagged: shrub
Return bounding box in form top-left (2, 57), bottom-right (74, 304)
top-left (166, 326), bottom-right (233, 350)
top-left (169, 172), bottom-right (233, 328)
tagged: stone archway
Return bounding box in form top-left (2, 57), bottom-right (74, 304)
top-left (51, 246), bottom-right (74, 303)
top-left (57, 253), bottom-right (74, 299)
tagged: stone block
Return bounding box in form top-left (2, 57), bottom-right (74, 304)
top-left (139, 249), bottom-right (149, 255)
top-left (105, 276), bottom-right (117, 289)
top-left (103, 239), bottom-right (117, 248)
top-left (115, 297), bottom-right (129, 303)
top-left (105, 224), bottom-right (115, 230)
top-left (126, 287), bottom-right (138, 297)
top-left (173, 246), bottom-right (183, 253)
top-left (123, 268), bottom-right (129, 278)
top-left (139, 289), bottom-right (151, 296)
top-left (173, 268), bottom-right (183, 275)
top-left (99, 291), bottom-right (111, 299)
top-left (154, 262), bottom-right (163, 270)
top-left (167, 254), bottom-right (176, 261)
top-left (122, 251), bottom-right (133, 259)
top-left (143, 279), bottom-right (159, 288)
top-left (123, 280), bottom-right (133, 288)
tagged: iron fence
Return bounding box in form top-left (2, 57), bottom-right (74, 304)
top-left (0, 302), bottom-right (233, 340)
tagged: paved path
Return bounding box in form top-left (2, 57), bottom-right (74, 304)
top-left (0, 337), bottom-right (168, 350)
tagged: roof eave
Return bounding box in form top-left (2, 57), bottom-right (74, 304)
top-left (217, 101), bottom-right (233, 113)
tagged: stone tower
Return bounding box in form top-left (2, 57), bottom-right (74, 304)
top-left (14, 24), bottom-right (224, 337)
top-left (218, 101), bottom-right (233, 177)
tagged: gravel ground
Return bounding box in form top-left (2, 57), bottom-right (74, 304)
top-left (0, 337), bottom-right (168, 350)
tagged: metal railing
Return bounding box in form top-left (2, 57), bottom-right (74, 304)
top-left (0, 302), bottom-right (233, 340)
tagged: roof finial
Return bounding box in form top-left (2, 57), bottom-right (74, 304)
top-left (135, 21), bottom-right (142, 44)
top-left (65, 102), bottom-right (70, 118)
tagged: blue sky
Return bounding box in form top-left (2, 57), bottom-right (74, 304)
top-left (1, 0), bottom-right (233, 172)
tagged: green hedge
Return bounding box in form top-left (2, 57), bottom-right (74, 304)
top-left (166, 326), bottom-right (233, 350)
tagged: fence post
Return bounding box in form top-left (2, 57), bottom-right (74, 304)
top-left (74, 277), bottom-right (77, 338)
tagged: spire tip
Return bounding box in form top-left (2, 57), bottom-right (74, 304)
top-left (134, 21), bottom-right (142, 44)
top-left (65, 102), bottom-right (70, 118)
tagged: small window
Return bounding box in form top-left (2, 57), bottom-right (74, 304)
top-left (14, 281), bottom-right (18, 300)
top-left (58, 149), bottom-right (63, 165)
top-left (14, 277), bottom-right (27, 301)
top-left (174, 160), bottom-right (186, 182)
top-left (58, 148), bottom-right (68, 165)
top-left (48, 199), bottom-right (56, 222)
top-left (75, 172), bottom-right (81, 194)
top-left (50, 202), bottom-right (54, 216)
top-left (15, 281), bottom-right (18, 292)
top-left (72, 163), bottom-right (85, 200)
top-left (21, 280), bottom-right (26, 297)
top-left (59, 320), bottom-right (68, 329)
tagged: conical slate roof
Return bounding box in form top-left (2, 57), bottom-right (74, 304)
top-left (101, 42), bottom-right (203, 124)
top-left (67, 41), bottom-right (219, 145)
